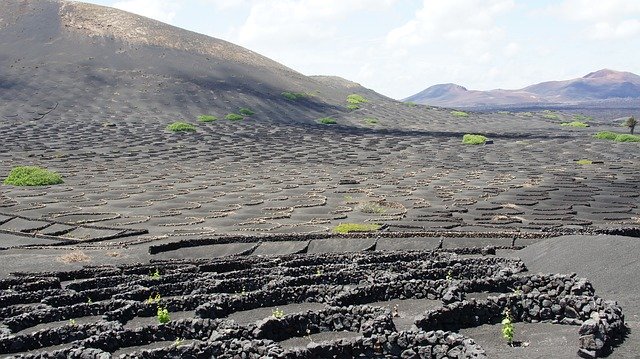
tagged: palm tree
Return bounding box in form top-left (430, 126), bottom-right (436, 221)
top-left (625, 117), bottom-right (637, 134)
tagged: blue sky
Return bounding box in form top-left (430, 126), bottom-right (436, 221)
top-left (80, 0), bottom-right (640, 99)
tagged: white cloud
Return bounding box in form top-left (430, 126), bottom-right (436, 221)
top-left (386, 0), bottom-right (514, 47)
top-left (112, 0), bottom-right (180, 24)
top-left (235, 0), bottom-right (397, 46)
top-left (549, 0), bottom-right (640, 39)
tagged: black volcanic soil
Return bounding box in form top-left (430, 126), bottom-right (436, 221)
top-left (0, 1), bottom-right (639, 358)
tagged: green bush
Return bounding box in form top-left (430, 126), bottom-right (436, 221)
top-left (614, 134), bottom-right (640, 142)
top-left (282, 92), bottom-right (307, 101)
top-left (594, 131), bottom-right (618, 140)
top-left (238, 108), bottom-right (255, 116)
top-left (462, 134), bottom-right (488, 145)
top-left (405, 102), bottom-right (417, 107)
top-left (318, 117), bottom-right (337, 125)
top-left (593, 131), bottom-right (640, 142)
top-left (167, 122), bottom-right (196, 132)
top-left (451, 110), bottom-right (469, 117)
top-left (543, 113), bottom-right (559, 120)
top-left (364, 118), bottom-right (379, 125)
top-left (347, 104), bottom-right (360, 111)
top-left (3, 166), bottom-right (63, 186)
top-left (226, 113), bottom-right (244, 121)
top-left (333, 223), bottom-right (381, 234)
top-left (576, 159), bottom-right (593, 165)
top-left (347, 94), bottom-right (368, 104)
top-left (157, 306), bottom-right (170, 324)
top-left (197, 115), bottom-right (218, 122)
top-left (560, 121), bottom-right (589, 128)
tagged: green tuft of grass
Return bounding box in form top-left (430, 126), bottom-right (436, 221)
top-left (282, 92), bottom-right (307, 101)
top-left (167, 122), bottom-right (196, 132)
top-left (404, 102), bottom-right (417, 107)
top-left (3, 166), bottom-right (64, 186)
top-left (462, 134), bottom-right (488, 145)
top-left (333, 223), bottom-right (381, 234)
top-left (594, 131), bottom-right (640, 142)
top-left (560, 121), bottom-right (589, 128)
top-left (576, 159), bottom-right (593, 165)
top-left (238, 108), bottom-right (255, 116)
top-left (347, 94), bottom-right (368, 104)
top-left (197, 115), bottom-right (218, 122)
top-left (451, 110), bottom-right (469, 117)
top-left (318, 117), bottom-right (337, 125)
top-left (363, 118), bottom-right (379, 125)
top-left (347, 104), bottom-right (360, 111)
top-left (225, 113), bottom-right (244, 121)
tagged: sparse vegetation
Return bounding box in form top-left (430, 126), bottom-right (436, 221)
top-left (405, 102), bottom-right (417, 107)
top-left (542, 111), bottom-right (560, 120)
top-left (625, 117), bottom-right (637, 134)
top-left (226, 113), bottom-right (244, 121)
top-left (4, 166), bottom-right (64, 186)
top-left (150, 269), bottom-right (161, 279)
top-left (573, 114), bottom-right (592, 122)
top-left (157, 306), bottom-right (170, 324)
top-left (561, 121), bottom-right (589, 128)
top-left (239, 108), bottom-right (255, 116)
top-left (356, 201), bottom-right (386, 214)
top-left (197, 115), bottom-right (218, 122)
top-left (318, 117), bottom-right (337, 125)
top-left (576, 159), bottom-right (593, 165)
top-left (451, 110), bottom-right (469, 117)
top-left (347, 104), bottom-right (360, 111)
top-left (502, 309), bottom-right (514, 346)
top-left (282, 92), bottom-right (307, 101)
top-left (462, 134), bottom-right (488, 145)
top-left (146, 293), bottom-right (162, 304)
top-left (364, 118), bottom-right (379, 125)
top-left (167, 122), bottom-right (196, 132)
top-left (594, 131), bottom-right (640, 142)
top-left (347, 94), bottom-right (368, 104)
top-left (272, 308), bottom-right (285, 319)
top-left (333, 223), bottom-right (382, 234)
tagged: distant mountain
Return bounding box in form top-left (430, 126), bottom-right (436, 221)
top-left (405, 69), bottom-right (640, 108)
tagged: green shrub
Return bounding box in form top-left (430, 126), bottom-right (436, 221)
top-left (347, 94), bottom-right (368, 104)
top-left (614, 134), bottom-right (640, 142)
top-left (356, 201), bottom-right (386, 214)
top-left (347, 104), bottom-right (360, 111)
top-left (318, 117), bottom-right (337, 125)
top-left (462, 134), bottom-right (488, 145)
top-left (405, 102), bottom-right (417, 107)
top-left (451, 110), bottom-right (469, 117)
top-left (576, 159), bottom-right (593, 165)
top-left (594, 131), bottom-right (618, 140)
top-left (3, 166), bottom-right (63, 186)
top-left (543, 113), bottom-right (559, 120)
top-left (333, 223), bottom-right (381, 234)
top-left (364, 118), bottom-right (379, 125)
top-left (282, 92), bottom-right (307, 101)
top-left (197, 115), bottom-right (218, 122)
top-left (226, 113), bottom-right (244, 121)
top-left (167, 122), bottom-right (196, 132)
top-left (593, 131), bottom-right (640, 142)
top-left (238, 108), bottom-right (255, 116)
top-left (157, 306), bottom-right (170, 324)
top-left (560, 121), bottom-right (589, 128)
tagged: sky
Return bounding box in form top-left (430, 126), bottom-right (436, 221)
top-left (80, 0), bottom-right (640, 100)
